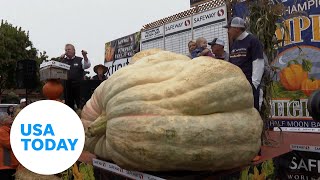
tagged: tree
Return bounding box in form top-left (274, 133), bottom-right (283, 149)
top-left (2, 91), bottom-right (19, 104)
top-left (0, 20), bottom-right (40, 102)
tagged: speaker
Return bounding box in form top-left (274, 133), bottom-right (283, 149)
top-left (16, 59), bottom-right (37, 89)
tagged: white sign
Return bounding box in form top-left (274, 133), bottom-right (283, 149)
top-left (165, 17), bottom-right (192, 35)
top-left (140, 4), bottom-right (229, 55)
top-left (141, 26), bottom-right (164, 42)
top-left (104, 58), bottom-right (131, 77)
top-left (273, 127), bottom-right (320, 133)
top-left (40, 60), bottom-right (70, 70)
top-left (193, 6), bottom-right (226, 27)
top-left (92, 158), bottom-right (166, 180)
top-left (10, 100), bottom-right (85, 175)
top-left (290, 144), bottom-right (320, 153)
top-left (164, 17), bottom-right (193, 55)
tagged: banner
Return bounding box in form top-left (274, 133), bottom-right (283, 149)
top-left (271, 0), bottom-right (320, 131)
top-left (104, 32), bottom-right (140, 77)
top-left (141, 4), bottom-right (229, 57)
top-left (164, 17), bottom-right (192, 55)
top-left (233, 0), bottom-right (320, 132)
top-left (93, 158), bottom-right (166, 180)
top-left (141, 26), bottom-right (165, 50)
top-left (220, 150), bottom-right (320, 179)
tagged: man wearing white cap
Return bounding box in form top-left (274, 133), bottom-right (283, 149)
top-left (208, 38), bottom-right (229, 61)
top-left (12, 98), bottom-right (26, 118)
top-left (19, 98), bottom-right (26, 109)
top-left (224, 17), bottom-right (264, 111)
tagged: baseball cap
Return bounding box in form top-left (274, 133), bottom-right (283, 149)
top-left (223, 17), bottom-right (245, 28)
top-left (208, 38), bottom-right (225, 46)
top-left (20, 98), bottom-right (26, 103)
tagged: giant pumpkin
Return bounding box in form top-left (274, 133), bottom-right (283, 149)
top-left (81, 49), bottom-right (263, 172)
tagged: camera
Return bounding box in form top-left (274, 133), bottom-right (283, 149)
top-left (307, 90), bottom-right (320, 121)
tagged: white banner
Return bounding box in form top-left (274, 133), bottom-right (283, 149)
top-left (193, 6), bottom-right (226, 27)
top-left (104, 58), bottom-right (131, 77)
top-left (92, 158), bottom-right (166, 180)
top-left (141, 26), bottom-right (164, 42)
top-left (165, 17), bottom-right (192, 35)
top-left (273, 127), bottom-right (320, 133)
top-left (290, 144), bottom-right (320, 153)
top-left (140, 4), bottom-right (229, 55)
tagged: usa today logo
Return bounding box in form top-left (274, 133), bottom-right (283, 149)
top-left (10, 100), bottom-right (85, 175)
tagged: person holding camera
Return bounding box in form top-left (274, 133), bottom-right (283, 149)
top-left (60, 44), bottom-right (91, 110)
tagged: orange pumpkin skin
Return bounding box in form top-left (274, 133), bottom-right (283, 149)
top-left (280, 64), bottom-right (308, 91)
top-left (42, 80), bottom-right (64, 100)
top-left (301, 79), bottom-right (319, 96)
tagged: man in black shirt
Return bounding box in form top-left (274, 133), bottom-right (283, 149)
top-left (224, 17), bottom-right (264, 111)
top-left (60, 44), bottom-right (91, 110)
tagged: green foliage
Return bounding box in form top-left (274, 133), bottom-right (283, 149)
top-left (239, 160), bottom-right (275, 180)
top-left (79, 163), bottom-right (95, 180)
top-left (61, 163), bottom-right (95, 180)
top-left (1, 91), bottom-right (20, 103)
top-left (272, 81), bottom-right (307, 99)
top-left (0, 19), bottom-right (47, 98)
top-left (247, 0), bottom-right (286, 60)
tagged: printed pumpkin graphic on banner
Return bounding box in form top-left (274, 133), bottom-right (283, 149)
top-left (278, 58), bottom-right (316, 97)
top-left (105, 42), bottom-right (115, 62)
top-left (266, 0), bottom-right (320, 131)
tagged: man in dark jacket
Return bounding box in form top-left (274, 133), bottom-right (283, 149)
top-left (60, 44), bottom-right (91, 110)
top-left (224, 17), bottom-right (264, 112)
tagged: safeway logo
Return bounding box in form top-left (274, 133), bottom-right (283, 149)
top-left (217, 9), bottom-right (224, 17)
top-left (184, 19), bottom-right (191, 26)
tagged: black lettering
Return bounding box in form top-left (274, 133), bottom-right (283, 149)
top-left (113, 64), bottom-right (116, 73)
top-left (111, 64), bottom-right (115, 74)
top-left (106, 66), bottom-right (111, 76)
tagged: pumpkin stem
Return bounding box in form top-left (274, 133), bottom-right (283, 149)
top-left (86, 114), bottom-right (107, 137)
top-left (287, 59), bottom-right (298, 66)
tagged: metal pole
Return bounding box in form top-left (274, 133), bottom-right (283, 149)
top-left (25, 88), bottom-right (28, 106)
